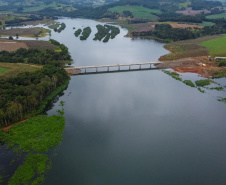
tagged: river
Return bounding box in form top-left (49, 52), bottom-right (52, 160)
top-left (2, 17), bottom-right (226, 185)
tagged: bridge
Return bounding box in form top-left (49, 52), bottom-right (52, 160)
top-left (65, 62), bottom-right (162, 75)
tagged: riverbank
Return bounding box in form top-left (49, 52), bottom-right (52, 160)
top-left (0, 77), bottom-right (70, 131)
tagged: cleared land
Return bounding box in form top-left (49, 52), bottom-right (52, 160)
top-left (206, 13), bottom-right (226, 19)
top-left (200, 34), bottom-right (226, 57)
top-left (0, 67), bottom-right (9, 74)
top-left (0, 40), bottom-right (28, 51)
top-left (176, 7), bottom-right (210, 16)
top-left (159, 35), bottom-right (223, 61)
top-left (0, 27), bottom-right (50, 37)
top-left (108, 6), bottom-right (161, 20)
top-left (0, 40), bottom-right (59, 52)
top-left (0, 63), bottom-right (42, 78)
top-left (198, 21), bottom-right (215, 27)
top-left (152, 23), bottom-right (204, 29)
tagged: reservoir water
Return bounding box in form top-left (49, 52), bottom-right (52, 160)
top-left (44, 18), bottom-right (226, 185)
top-left (2, 18), bottom-right (226, 185)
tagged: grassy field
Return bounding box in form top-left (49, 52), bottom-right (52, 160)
top-left (159, 35), bottom-right (222, 61)
top-left (0, 63), bottom-right (42, 78)
top-left (200, 34), bottom-right (226, 57)
top-left (178, 1), bottom-right (191, 9)
top-left (108, 5), bottom-right (161, 20)
top-left (198, 21), bottom-right (215, 27)
top-left (206, 13), bottom-right (226, 19)
top-left (22, 2), bottom-right (67, 12)
top-left (0, 67), bottom-right (9, 74)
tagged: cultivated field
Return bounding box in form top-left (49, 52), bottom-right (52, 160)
top-left (206, 13), bottom-right (226, 19)
top-left (159, 35), bottom-right (223, 61)
top-left (176, 7), bottom-right (211, 16)
top-left (0, 63), bottom-right (42, 78)
top-left (0, 27), bottom-right (50, 37)
top-left (200, 34), bottom-right (226, 57)
top-left (152, 23), bottom-right (204, 29)
top-left (108, 6), bottom-right (161, 20)
top-left (0, 39), bottom-right (59, 52)
top-left (0, 40), bottom-right (28, 51)
top-left (0, 67), bottom-right (9, 75)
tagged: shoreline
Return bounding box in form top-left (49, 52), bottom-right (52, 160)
top-left (0, 77), bottom-right (70, 131)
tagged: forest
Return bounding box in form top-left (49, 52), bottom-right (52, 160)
top-left (0, 39), bottom-right (71, 128)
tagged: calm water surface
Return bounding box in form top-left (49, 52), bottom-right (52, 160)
top-left (2, 18), bottom-right (226, 185)
top-left (43, 18), bottom-right (226, 185)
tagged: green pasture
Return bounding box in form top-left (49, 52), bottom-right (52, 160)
top-left (178, 1), bottom-right (191, 9)
top-left (198, 21), bottom-right (215, 27)
top-left (108, 5), bottom-right (161, 20)
top-left (200, 34), bottom-right (226, 57)
top-left (206, 13), bottom-right (226, 19)
top-left (0, 67), bottom-right (9, 74)
top-left (22, 2), bottom-right (67, 12)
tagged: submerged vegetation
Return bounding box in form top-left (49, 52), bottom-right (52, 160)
top-left (195, 79), bottom-right (211, 87)
top-left (74, 29), bottom-right (82, 37)
top-left (0, 114), bottom-right (65, 185)
top-left (80, 27), bottom-right (92, 40)
top-left (93, 24), bottom-right (120, 42)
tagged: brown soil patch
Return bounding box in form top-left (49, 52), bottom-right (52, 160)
top-left (0, 40), bottom-right (28, 52)
top-left (157, 56), bottom-right (222, 77)
top-left (130, 22), bottom-right (155, 32)
top-left (0, 39), bottom-right (59, 52)
top-left (23, 40), bottom-right (59, 50)
top-left (2, 119), bottom-right (27, 132)
top-left (65, 68), bottom-right (81, 75)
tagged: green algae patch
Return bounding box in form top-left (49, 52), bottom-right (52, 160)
top-left (183, 80), bottom-right (195, 87)
top-left (0, 114), bottom-right (65, 184)
top-left (195, 79), bottom-right (211, 87)
top-left (8, 154), bottom-right (50, 185)
top-left (0, 115), bottom-right (65, 152)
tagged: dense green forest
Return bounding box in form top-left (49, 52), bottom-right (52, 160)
top-left (132, 23), bottom-right (226, 41)
top-left (0, 40), bottom-right (71, 128)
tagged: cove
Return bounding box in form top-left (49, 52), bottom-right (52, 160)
top-left (43, 18), bottom-right (226, 185)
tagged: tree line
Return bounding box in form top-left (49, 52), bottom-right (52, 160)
top-left (132, 23), bottom-right (226, 41)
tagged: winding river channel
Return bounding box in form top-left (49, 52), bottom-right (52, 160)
top-left (2, 17), bottom-right (226, 185)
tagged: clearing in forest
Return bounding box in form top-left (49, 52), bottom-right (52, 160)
top-left (200, 34), bottom-right (226, 57)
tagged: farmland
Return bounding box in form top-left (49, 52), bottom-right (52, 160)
top-left (108, 5), bottom-right (161, 20)
top-left (206, 13), bottom-right (226, 19)
top-left (0, 40), bottom-right (59, 52)
top-left (200, 34), bottom-right (226, 57)
top-left (159, 35), bottom-right (223, 61)
top-left (0, 27), bottom-right (50, 38)
top-left (0, 67), bottom-right (9, 74)
top-left (0, 63), bottom-right (42, 78)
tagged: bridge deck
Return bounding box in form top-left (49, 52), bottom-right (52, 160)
top-left (65, 62), bottom-right (161, 75)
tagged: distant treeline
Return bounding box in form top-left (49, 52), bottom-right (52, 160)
top-left (36, 0), bottom-right (223, 19)
top-left (132, 23), bottom-right (226, 41)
